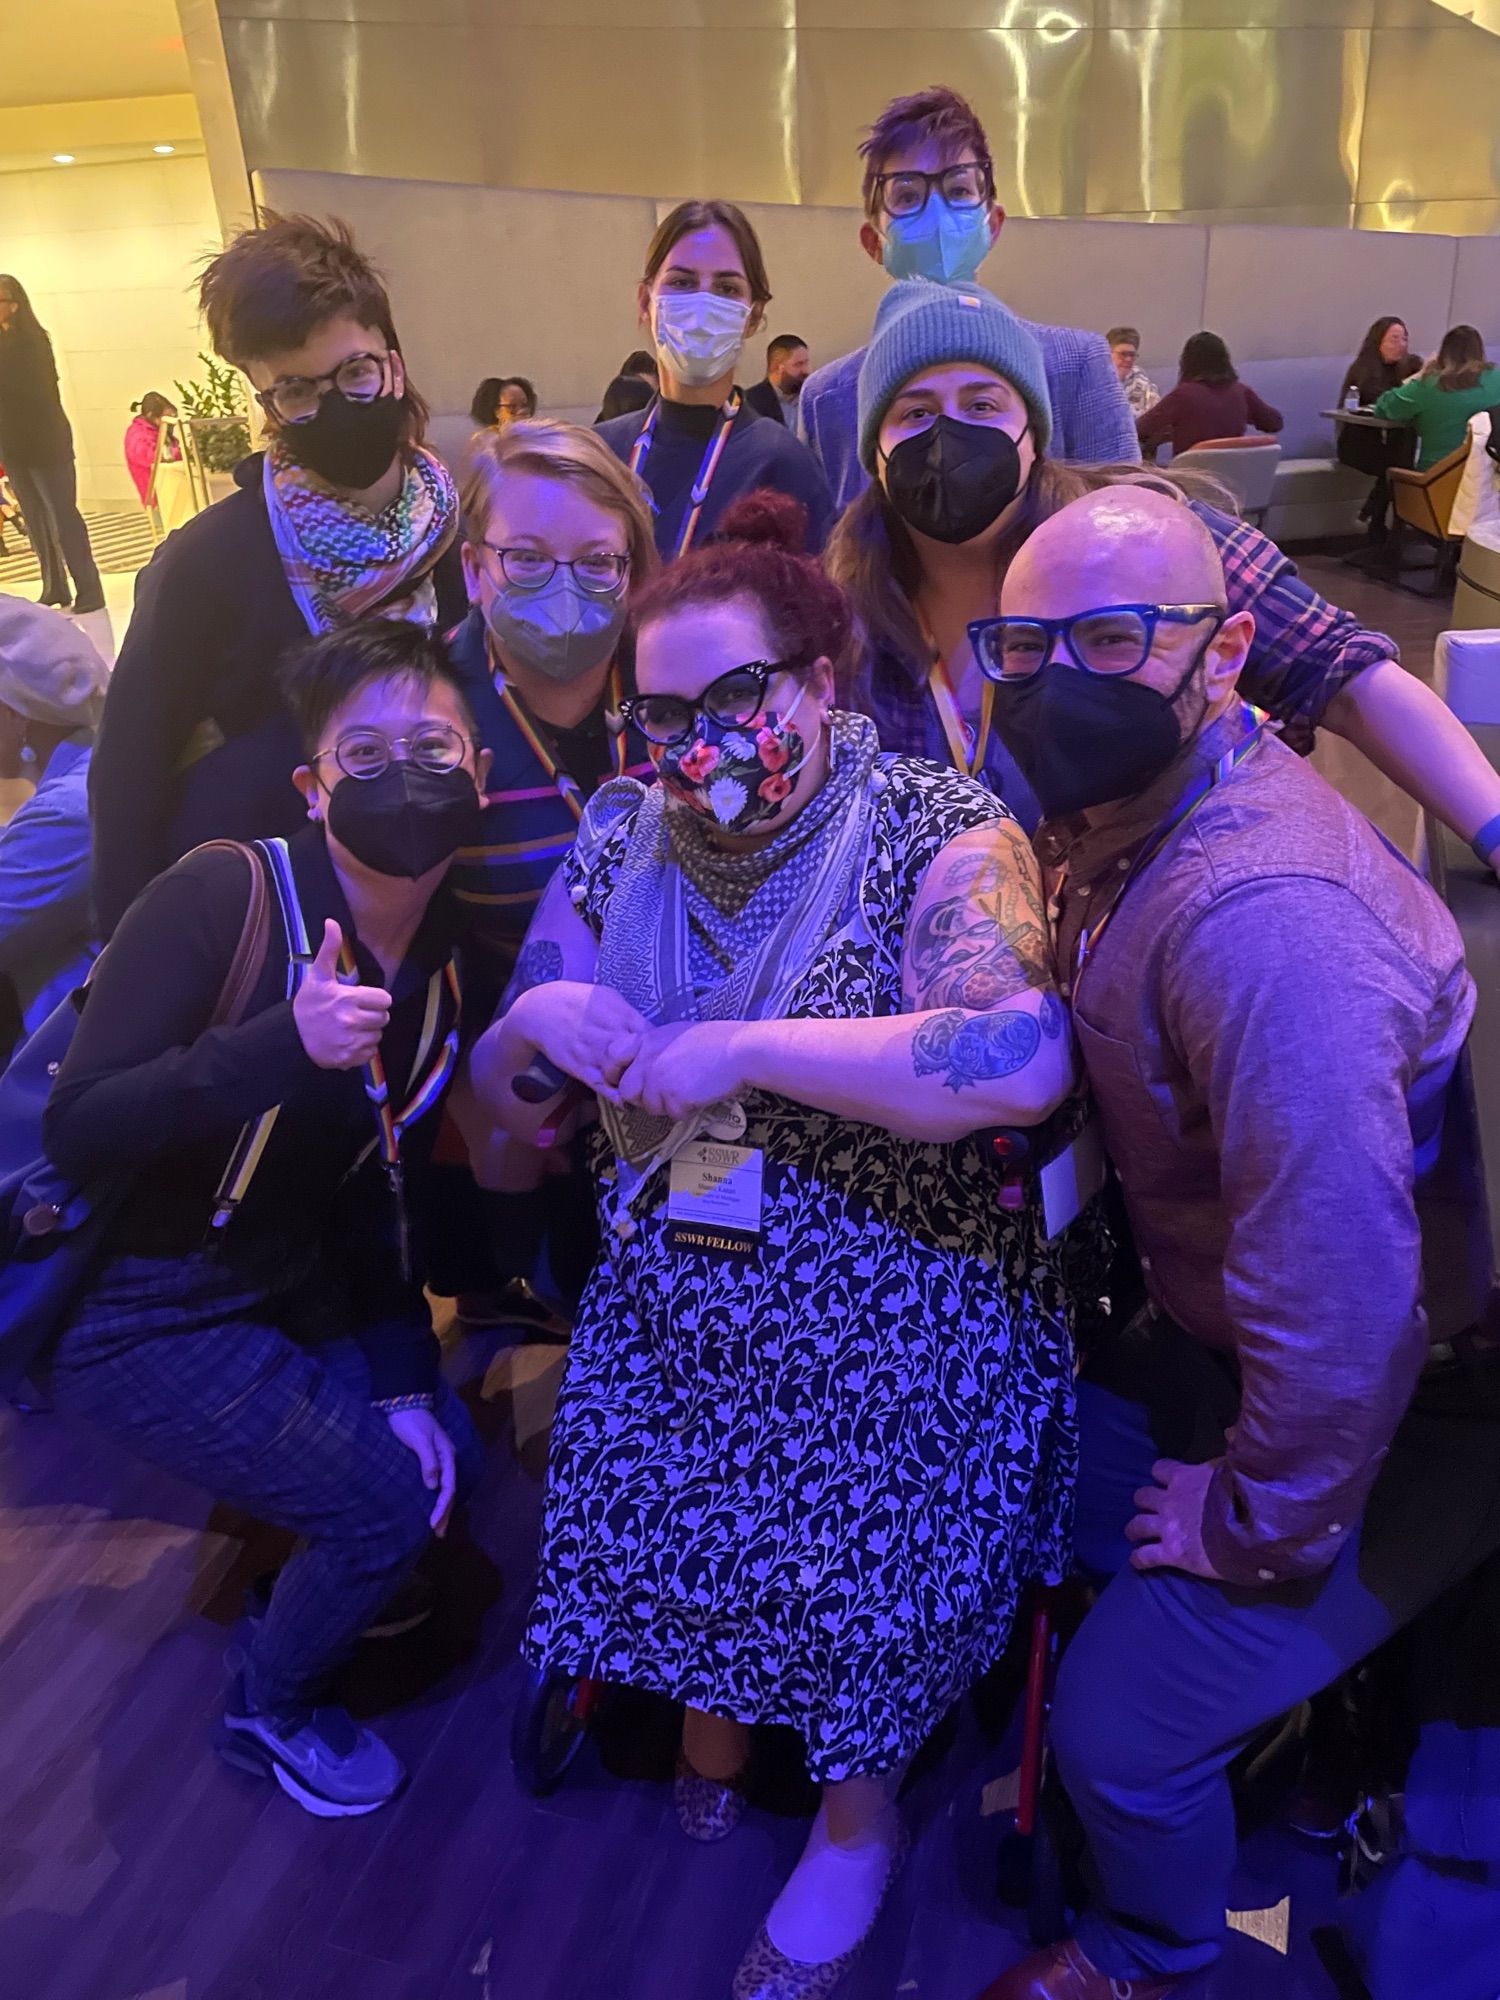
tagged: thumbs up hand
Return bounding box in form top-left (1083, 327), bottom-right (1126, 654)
top-left (293, 918), bottom-right (392, 1070)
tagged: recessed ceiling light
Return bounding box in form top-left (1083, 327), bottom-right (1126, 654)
top-left (153, 144), bottom-right (175, 155)
top-left (53, 153), bottom-right (75, 165)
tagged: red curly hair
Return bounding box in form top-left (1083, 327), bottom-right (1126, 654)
top-left (631, 490), bottom-right (853, 678)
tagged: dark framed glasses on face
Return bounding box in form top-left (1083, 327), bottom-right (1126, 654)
top-left (969, 604), bottom-right (1225, 683)
top-left (315, 723), bottom-right (472, 782)
top-left (620, 659), bottom-right (792, 747)
top-left (480, 542), bottom-right (629, 597)
top-left (256, 351), bottom-right (390, 425)
top-left (871, 159), bottom-right (993, 220)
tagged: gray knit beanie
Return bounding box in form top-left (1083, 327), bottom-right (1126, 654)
top-left (857, 280), bottom-right (1053, 470)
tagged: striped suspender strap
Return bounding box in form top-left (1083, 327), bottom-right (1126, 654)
top-left (209, 839), bottom-right (305, 1230)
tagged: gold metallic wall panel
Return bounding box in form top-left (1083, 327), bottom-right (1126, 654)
top-left (215, 0), bottom-right (1500, 231)
top-left (1085, 27), bottom-right (1369, 217)
top-left (472, 26), bottom-right (801, 203)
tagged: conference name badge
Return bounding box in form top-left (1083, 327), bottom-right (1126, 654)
top-left (666, 1139), bottom-right (764, 1261)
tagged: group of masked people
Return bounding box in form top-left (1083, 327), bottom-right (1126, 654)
top-left (21, 81), bottom-right (1500, 2000)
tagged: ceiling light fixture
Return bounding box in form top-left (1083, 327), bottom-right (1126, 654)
top-left (53, 153), bottom-right (76, 164)
top-left (153, 144), bottom-right (175, 155)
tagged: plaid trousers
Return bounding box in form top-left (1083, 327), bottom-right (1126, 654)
top-left (47, 1249), bottom-right (484, 1713)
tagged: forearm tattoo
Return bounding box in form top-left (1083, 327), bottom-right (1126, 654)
top-left (907, 831), bottom-right (1052, 1013)
top-left (911, 1008), bottom-right (1042, 1093)
top-left (501, 939), bottom-right (564, 1012)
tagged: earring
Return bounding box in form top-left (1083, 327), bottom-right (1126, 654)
top-left (19, 736), bottom-right (36, 767)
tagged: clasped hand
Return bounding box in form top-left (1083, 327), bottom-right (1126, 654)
top-left (514, 986), bottom-right (749, 1122)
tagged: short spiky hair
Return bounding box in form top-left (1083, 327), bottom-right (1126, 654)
top-left (858, 86), bottom-right (994, 216)
top-left (278, 619), bottom-right (475, 753)
top-left (199, 211), bottom-right (428, 445)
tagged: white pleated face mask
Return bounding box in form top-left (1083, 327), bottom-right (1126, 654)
top-left (651, 290), bottom-right (752, 388)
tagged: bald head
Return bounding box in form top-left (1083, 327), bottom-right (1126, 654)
top-left (1002, 485), bottom-right (1227, 621)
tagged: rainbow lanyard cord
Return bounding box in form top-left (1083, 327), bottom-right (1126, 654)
top-left (628, 391), bottom-right (742, 558)
top-left (1072, 716), bottom-right (1267, 997)
top-left (492, 659), bottom-right (628, 823)
top-left (917, 606), bottom-right (994, 781)
top-left (338, 938), bottom-right (462, 1282)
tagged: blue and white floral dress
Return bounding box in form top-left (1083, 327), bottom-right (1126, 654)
top-left (524, 754), bottom-right (1075, 1782)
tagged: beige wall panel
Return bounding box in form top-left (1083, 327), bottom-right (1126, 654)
top-left (254, 168), bottom-right (654, 415)
top-left (1450, 235), bottom-right (1500, 343)
top-left (1203, 221), bottom-right (1457, 360)
top-left (1085, 28), bottom-right (1368, 218)
top-left (715, 200), bottom-right (885, 371)
top-left (469, 25), bottom-right (799, 204)
top-left (1360, 198), bottom-right (1500, 235)
top-left (222, 16), bottom-right (484, 182)
top-left (1104, 0), bottom-right (1373, 23)
top-left (799, 0), bottom-right (1097, 25)
top-left (223, 1), bottom-right (466, 19)
top-left (794, 29), bottom-right (1095, 216)
top-left (1358, 29), bottom-right (1500, 208)
top-left (992, 218), bottom-right (1209, 366)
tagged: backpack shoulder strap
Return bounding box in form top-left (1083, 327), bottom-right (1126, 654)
top-left (189, 839), bottom-right (274, 1027)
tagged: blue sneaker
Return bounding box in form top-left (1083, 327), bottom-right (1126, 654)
top-left (218, 1679), bottom-right (405, 1818)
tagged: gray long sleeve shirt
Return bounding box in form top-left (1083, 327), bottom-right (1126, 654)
top-left (1039, 709), bottom-right (1475, 1585)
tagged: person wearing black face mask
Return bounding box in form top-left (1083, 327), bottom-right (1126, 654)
top-left (42, 620), bottom-right (492, 1821)
top-left (829, 280), bottom-right (1500, 872)
top-left (88, 213), bottom-right (470, 940)
top-left (976, 488), bottom-right (1500, 2000)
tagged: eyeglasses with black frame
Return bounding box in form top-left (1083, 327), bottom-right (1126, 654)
top-left (619, 658), bottom-right (800, 747)
top-left (870, 159), bottom-right (994, 220)
top-left (312, 723), bottom-right (475, 783)
top-left (479, 542), bottom-right (630, 597)
top-left (969, 604), bottom-right (1226, 683)
top-left (255, 351), bottom-right (391, 426)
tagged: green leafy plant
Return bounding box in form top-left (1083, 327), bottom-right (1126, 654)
top-left (172, 352), bottom-right (253, 473)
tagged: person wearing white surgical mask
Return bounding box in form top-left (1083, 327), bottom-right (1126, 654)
top-left (596, 199), bottom-right (835, 560)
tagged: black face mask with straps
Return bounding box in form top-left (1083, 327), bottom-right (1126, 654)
top-left (881, 415), bottom-right (1030, 546)
top-left (326, 763), bottom-right (481, 879)
top-left (280, 392), bottom-right (404, 490)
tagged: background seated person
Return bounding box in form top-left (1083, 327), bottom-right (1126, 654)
top-left (0, 594), bottom-right (108, 1064)
top-left (1136, 331), bottom-right (1282, 459)
top-left (1339, 314), bottom-right (1421, 411)
top-left (1375, 323), bottom-right (1500, 471)
top-left (39, 621), bottom-right (489, 1820)
top-left (978, 488), bottom-right (1499, 2000)
top-left (1107, 326), bottom-right (1159, 418)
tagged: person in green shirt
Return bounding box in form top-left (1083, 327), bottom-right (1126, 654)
top-left (1374, 323), bottom-right (1500, 470)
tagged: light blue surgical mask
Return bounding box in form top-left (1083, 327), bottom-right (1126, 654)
top-left (881, 200), bottom-right (993, 287)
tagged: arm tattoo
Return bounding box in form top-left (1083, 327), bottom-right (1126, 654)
top-left (912, 1008), bottom-right (1042, 1093)
top-left (907, 834), bottom-right (1052, 1013)
top-left (500, 939), bottom-right (564, 1011)
top-left (1038, 990), bottom-right (1065, 1040)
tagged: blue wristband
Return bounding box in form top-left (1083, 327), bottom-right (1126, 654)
top-left (1470, 811), bottom-right (1500, 869)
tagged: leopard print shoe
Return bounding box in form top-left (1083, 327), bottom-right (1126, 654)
top-left (674, 1752), bottom-right (749, 1843)
top-left (729, 1821), bottom-right (910, 2000)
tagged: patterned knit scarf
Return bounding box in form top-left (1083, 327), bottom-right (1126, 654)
top-left (264, 442), bottom-right (459, 635)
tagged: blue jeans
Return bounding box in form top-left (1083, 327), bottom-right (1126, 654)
top-left (1057, 1314), bottom-right (1500, 1997)
top-left (46, 1251), bottom-right (484, 1714)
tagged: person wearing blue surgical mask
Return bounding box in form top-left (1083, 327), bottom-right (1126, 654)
top-left (595, 199), bottom-right (835, 559)
top-left (798, 85), bottom-right (1139, 513)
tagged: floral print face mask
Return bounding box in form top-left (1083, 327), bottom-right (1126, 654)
top-left (652, 680), bottom-right (818, 832)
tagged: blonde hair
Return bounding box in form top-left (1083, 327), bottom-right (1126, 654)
top-left (826, 456), bottom-right (1234, 695)
top-left (460, 418), bottom-right (658, 588)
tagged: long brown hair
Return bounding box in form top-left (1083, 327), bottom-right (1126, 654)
top-left (642, 200), bottom-right (772, 307)
top-left (1428, 323), bottom-right (1488, 394)
top-left (826, 458), bottom-right (1234, 693)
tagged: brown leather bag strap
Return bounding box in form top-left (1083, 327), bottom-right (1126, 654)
top-left (191, 839), bottom-right (274, 1028)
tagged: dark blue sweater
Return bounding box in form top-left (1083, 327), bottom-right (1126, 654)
top-left (597, 396), bottom-right (836, 557)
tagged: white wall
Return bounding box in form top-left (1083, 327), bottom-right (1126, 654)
top-left (0, 155), bottom-right (222, 507)
top-left (254, 167), bottom-right (1500, 464)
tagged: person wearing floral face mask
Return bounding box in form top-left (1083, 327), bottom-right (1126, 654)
top-left (474, 490), bottom-right (1077, 2000)
top-left (596, 200), bottom-right (834, 559)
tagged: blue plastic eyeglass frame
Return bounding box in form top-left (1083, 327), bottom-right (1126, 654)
top-left (968, 603), bottom-right (1225, 683)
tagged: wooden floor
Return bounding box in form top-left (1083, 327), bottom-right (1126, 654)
top-left (0, 556), bottom-right (1453, 2000)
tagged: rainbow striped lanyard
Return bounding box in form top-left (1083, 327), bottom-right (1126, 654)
top-left (338, 938), bottom-right (462, 1282)
top-left (1071, 715), bottom-right (1267, 999)
top-left (628, 391), bottom-right (742, 558)
top-left (916, 605), bottom-right (994, 782)
top-left (491, 659), bottom-right (628, 823)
